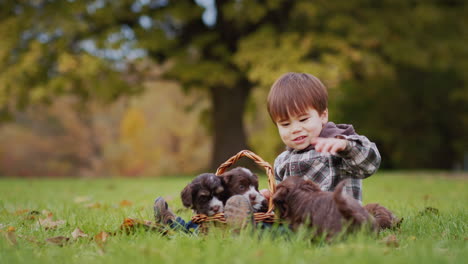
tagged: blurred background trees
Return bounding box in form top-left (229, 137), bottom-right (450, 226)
top-left (0, 0), bottom-right (467, 177)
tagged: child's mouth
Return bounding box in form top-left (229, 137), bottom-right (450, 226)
top-left (293, 136), bottom-right (307, 142)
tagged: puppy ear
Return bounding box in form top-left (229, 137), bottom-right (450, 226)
top-left (220, 172), bottom-right (233, 186)
top-left (272, 186), bottom-right (290, 217)
top-left (272, 186), bottom-right (289, 203)
top-left (180, 184), bottom-right (193, 208)
top-left (252, 173), bottom-right (259, 189)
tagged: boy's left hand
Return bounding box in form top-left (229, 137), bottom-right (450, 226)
top-left (260, 189), bottom-right (271, 202)
top-left (311, 137), bottom-right (348, 155)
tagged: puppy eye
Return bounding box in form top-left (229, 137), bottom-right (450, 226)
top-left (239, 185), bottom-right (245, 191)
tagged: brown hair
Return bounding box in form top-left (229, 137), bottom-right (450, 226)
top-left (267, 72), bottom-right (328, 122)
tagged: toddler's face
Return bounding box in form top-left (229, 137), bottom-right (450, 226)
top-left (276, 108), bottom-right (328, 150)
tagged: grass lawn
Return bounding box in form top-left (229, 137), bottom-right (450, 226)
top-left (1, 171), bottom-right (467, 264)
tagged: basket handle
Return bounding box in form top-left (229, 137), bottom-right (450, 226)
top-left (215, 150), bottom-right (276, 213)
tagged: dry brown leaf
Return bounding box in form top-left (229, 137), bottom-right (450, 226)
top-left (418, 207), bottom-right (439, 216)
top-left (38, 215), bottom-right (65, 230)
top-left (42, 210), bottom-right (52, 216)
top-left (119, 200), bottom-right (133, 207)
top-left (24, 210), bottom-right (40, 220)
top-left (94, 231), bottom-right (109, 247)
top-left (14, 209), bottom-right (30, 215)
top-left (382, 234), bottom-right (399, 247)
top-left (119, 218), bottom-right (169, 235)
top-left (85, 202), bottom-right (102, 208)
top-left (71, 228), bottom-right (88, 239)
top-left (4, 229), bottom-right (17, 246)
top-left (7, 226), bottom-right (15, 232)
top-left (17, 234), bottom-right (40, 245)
top-left (74, 196), bottom-right (92, 203)
top-left (45, 236), bottom-right (70, 246)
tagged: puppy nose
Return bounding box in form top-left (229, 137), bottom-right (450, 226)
top-left (212, 205), bottom-right (220, 213)
top-left (249, 193), bottom-right (256, 201)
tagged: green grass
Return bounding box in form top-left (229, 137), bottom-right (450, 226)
top-left (1, 172), bottom-right (467, 264)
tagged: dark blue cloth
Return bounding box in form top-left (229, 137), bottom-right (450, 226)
top-left (168, 217), bottom-right (199, 233)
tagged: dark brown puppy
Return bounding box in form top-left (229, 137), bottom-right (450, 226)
top-left (272, 176), bottom-right (376, 238)
top-left (364, 203), bottom-right (401, 230)
top-left (220, 167), bottom-right (268, 212)
top-left (181, 173), bottom-right (225, 216)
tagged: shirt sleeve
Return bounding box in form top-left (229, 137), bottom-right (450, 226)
top-left (335, 134), bottom-right (381, 179)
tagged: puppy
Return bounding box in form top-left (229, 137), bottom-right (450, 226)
top-left (364, 203), bottom-right (401, 230)
top-left (181, 173), bottom-right (225, 216)
top-left (272, 176), bottom-right (376, 238)
top-left (220, 167), bottom-right (268, 212)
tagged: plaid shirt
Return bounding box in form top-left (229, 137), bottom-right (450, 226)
top-left (274, 123), bottom-right (381, 202)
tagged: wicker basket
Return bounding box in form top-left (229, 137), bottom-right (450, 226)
top-left (190, 150), bottom-right (277, 225)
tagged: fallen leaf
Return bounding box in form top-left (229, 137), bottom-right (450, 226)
top-left (94, 231), bottom-right (109, 248)
top-left (382, 234), bottom-right (399, 247)
top-left (17, 234), bottom-right (40, 245)
top-left (71, 228), bottom-right (88, 239)
top-left (14, 209), bottom-right (30, 215)
top-left (119, 200), bottom-right (133, 207)
top-left (24, 210), bottom-right (41, 220)
top-left (4, 228), bottom-right (17, 246)
top-left (38, 215), bottom-right (65, 230)
top-left (85, 202), bottom-right (102, 209)
top-left (120, 218), bottom-right (169, 235)
top-left (417, 207), bottom-right (439, 216)
top-left (42, 210), bottom-right (52, 216)
top-left (45, 236), bottom-right (69, 246)
top-left (74, 196), bottom-right (92, 204)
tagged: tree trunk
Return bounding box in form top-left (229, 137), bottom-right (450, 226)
top-left (210, 83), bottom-right (252, 171)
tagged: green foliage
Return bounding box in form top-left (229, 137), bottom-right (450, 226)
top-left (0, 172), bottom-right (467, 263)
top-left (336, 67), bottom-right (467, 169)
top-left (1, 0), bottom-right (467, 169)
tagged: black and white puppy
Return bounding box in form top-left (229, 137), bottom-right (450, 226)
top-left (181, 173), bottom-right (225, 216)
top-left (220, 167), bottom-right (268, 212)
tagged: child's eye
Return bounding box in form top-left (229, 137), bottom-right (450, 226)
top-left (300, 117), bottom-right (309, 122)
top-left (279, 122), bottom-right (290, 127)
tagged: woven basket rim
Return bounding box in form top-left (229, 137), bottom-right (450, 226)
top-left (191, 149), bottom-right (277, 224)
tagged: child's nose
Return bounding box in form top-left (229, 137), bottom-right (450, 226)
top-left (291, 122), bottom-right (302, 133)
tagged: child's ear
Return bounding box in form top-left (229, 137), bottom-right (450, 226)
top-left (320, 109), bottom-right (329, 125)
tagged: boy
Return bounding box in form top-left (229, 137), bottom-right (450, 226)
top-left (262, 72), bottom-right (381, 202)
top-left (155, 72), bottom-right (380, 230)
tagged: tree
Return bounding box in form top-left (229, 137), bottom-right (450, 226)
top-left (1, 0), bottom-right (467, 170)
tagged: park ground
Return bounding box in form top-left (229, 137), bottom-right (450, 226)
top-left (1, 171), bottom-right (467, 264)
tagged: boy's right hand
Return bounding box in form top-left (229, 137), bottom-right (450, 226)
top-left (311, 137), bottom-right (348, 155)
